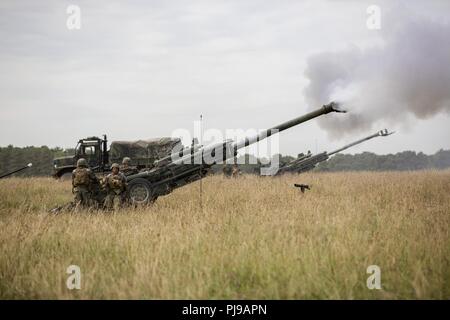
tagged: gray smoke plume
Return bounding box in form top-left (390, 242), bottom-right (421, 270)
top-left (304, 11), bottom-right (450, 136)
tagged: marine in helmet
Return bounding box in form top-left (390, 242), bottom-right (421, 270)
top-left (120, 157), bottom-right (139, 176)
top-left (231, 163), bottom-right (241, 178)
top-left (103, 163), bottom-right (127, 210)
top-left (222, 164), bottom-right (231, 177)
top-left (72, 158), bottom-right (99, 208)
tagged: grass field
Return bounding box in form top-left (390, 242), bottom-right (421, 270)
top-left (0, 171), bottom-right (449, 299)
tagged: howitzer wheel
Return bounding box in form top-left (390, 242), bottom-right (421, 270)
top-left (128, 178), bottom-right (157, 205)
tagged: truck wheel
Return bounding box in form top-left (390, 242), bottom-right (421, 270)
top-left (128, 178), bottom-right (156, 205)
top-left (59, 172), bottom-right (72, 181)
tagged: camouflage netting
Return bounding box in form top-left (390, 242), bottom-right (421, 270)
top-left (109, 137), bottom-right (182, 164)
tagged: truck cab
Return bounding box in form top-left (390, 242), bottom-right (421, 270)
top-left (53, 135), bottom-right (109, 179)
top-left (74, 136), bottom-right (108, 169)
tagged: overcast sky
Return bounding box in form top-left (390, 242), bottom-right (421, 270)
top-left (0, 0), bottom-right (449, 157)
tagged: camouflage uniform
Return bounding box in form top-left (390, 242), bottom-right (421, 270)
top-left (72, 158), bottom-right (99, 207)
top-left (104, 163), bottom-right (127, 209)
top-left (222, 164), bottom-right (233, 177)
top-left (120, 157), bottom-right (139, 176)
top-left (231, 164), bottom-right (240, 178)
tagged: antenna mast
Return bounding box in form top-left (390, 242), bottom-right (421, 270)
top-left (199, 114), bottom-right (203, 210)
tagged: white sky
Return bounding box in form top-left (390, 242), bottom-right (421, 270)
top-left (0, 0), bottom-right (449, 157)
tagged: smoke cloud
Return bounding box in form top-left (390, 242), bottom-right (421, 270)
top-left (304, 10), bottom-right (450, 136)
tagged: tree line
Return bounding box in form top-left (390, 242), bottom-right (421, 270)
top-left (0, 145), bottom-right (74, 177)
top-left (1, 145), bottom-right (449, 177)
top-left (226, 149), bottom-right (450, 173)
top-left (315, 149), bottom-right (450, 171)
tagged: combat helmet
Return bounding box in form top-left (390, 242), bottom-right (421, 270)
top-left (77, 158), bottom-right (88, 168)
top-left (111, 163), bottom-right (120, 170)
top-left (122, 157), bottom-right (131, 165)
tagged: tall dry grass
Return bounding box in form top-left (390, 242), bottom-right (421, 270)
top-left (0, 171), bottom-right (449, 299)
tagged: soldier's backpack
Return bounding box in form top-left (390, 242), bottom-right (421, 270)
top-left (73, 168), bottom-right (91, 187)
top-left (107, 174), bottom-right (124, 190)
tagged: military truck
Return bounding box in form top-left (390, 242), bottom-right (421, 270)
top-left (53, 135), bottom-right (182, 179)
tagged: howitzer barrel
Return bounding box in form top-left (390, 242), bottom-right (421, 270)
top-left (292, 152), bottom-right (329, 173)
top-left (0, 163), bottom-right (33, 179)
top-left (233, 102), bottom-right (345, 150)
top-left (327, 129), bottom-right (394, 156)
top-left (281, 129), bottom-right (394, 174)
top-left (167, 101), bottom-right (346, 167)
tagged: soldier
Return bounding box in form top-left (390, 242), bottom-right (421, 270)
top-left (104, 163), bottom-right (127, 210)
top-left (231, 163), bottom-right (240, 178)
top-left (120, 157), bottom-right (139, 176)
top-left (222, 164), bottom-right (230, 177)
top-left (72, 158), bottom-right (99, 208)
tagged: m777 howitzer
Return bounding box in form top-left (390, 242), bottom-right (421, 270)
top-left (0, 163), bottom-right (33, 179)
top-left (126, 102), bottom-right (346, 204)
top-left (276, 129), bottom-right (394, 175)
